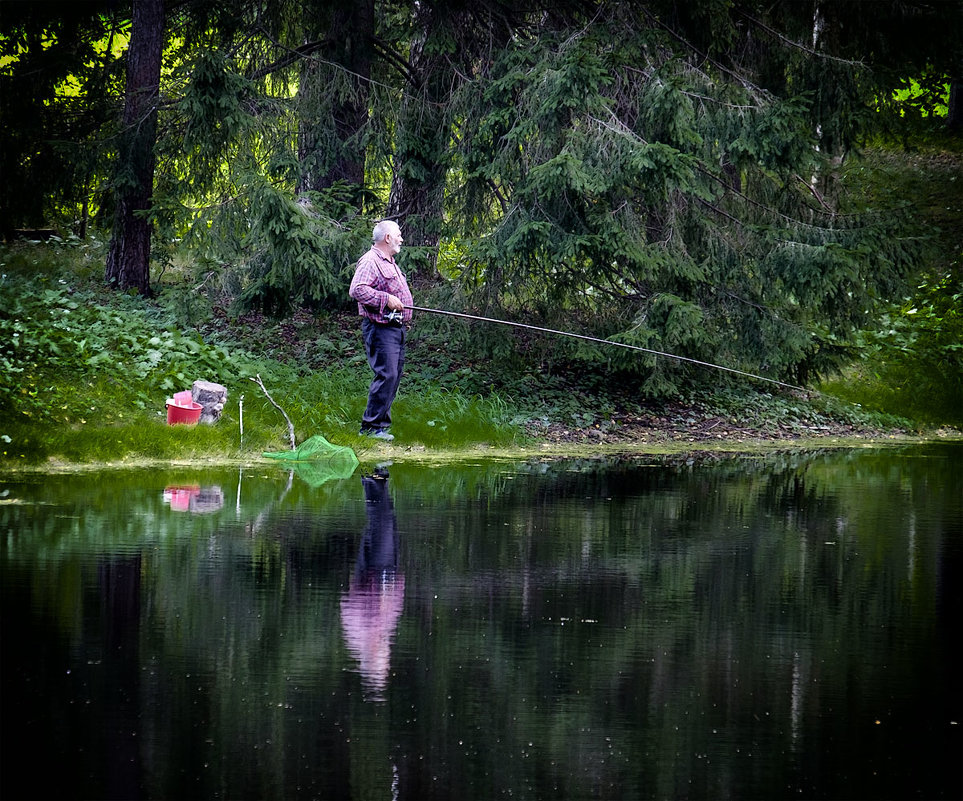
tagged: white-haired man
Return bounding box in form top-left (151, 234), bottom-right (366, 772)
top-left (348, 220), bottom-right (413, 441)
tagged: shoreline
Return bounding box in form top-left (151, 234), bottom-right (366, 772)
top-left (2, 430), bottom-right (959, 476)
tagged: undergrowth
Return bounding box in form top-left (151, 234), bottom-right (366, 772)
top-left (823, 138), bottom-right (963, 426)
top-left (0, 240), bottom-right (517, 466)
top-left (1, 221), bottom-right (952, 468)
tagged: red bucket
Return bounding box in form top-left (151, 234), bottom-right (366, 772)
top-left (166, 400), bottom-right (203, 425)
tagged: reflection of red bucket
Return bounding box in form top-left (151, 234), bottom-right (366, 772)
top-left (166, 400), bottom-right (203, 425)
top-left (164, 485), bottom-right (200, 511)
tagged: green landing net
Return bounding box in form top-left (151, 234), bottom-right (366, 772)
top-left (263, 435), bottom-right (359, 487)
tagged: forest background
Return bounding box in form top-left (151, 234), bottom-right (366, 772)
top-left (1, 0), bottom-right (961, 466)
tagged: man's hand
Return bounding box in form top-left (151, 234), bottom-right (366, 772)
top-left (385, 294), bottom-right (404, 311)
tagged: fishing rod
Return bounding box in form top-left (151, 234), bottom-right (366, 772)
top-left (402, 304), bottom-right (808, 393)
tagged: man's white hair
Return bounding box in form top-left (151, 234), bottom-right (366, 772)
top-left (372, 219), bottom-right (399, 243)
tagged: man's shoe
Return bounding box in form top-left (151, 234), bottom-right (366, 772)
top-left (360, 428), bottom-right (395, 442)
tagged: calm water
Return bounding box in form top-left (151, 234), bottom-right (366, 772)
top-left (2, 444), bottom-right (961, 800)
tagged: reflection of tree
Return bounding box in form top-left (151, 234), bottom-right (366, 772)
top-left (98, 556), bottom-right (145, 799)
top-left (340, 471), bottom-right (405, 702)
top-left (3, 446), bottom-right (961, 799)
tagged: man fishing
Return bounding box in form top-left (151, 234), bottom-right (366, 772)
top-left (349, 219), bottom-right (413, 442)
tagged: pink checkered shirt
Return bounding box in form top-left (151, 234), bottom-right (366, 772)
top-left (348, 246), bottom-right (413, 324)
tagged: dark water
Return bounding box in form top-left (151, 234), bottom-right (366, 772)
top-left (2, 443), bottom-right (961, 800)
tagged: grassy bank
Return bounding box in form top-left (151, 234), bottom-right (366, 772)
top-left (0, 240), bottom-right (521, 467)
top-left (2, 233), bottom-right (940, 472)
top-left (5, 132), bottom-right (962, 471)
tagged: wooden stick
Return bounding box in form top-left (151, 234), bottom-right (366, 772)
top-left (238, 394), bottom-right (244, 449)
top-left (250, 375), bottom-right (296, 450)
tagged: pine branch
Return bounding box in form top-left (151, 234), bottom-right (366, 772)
top-left (248, 36), bottom-right (330, 81)
top-left (637, 5), bottom-right (773, 104)
top-left (795, 174), bottom-right (835, 213)
top-left (371, 37), bottom-right (420, 89)
top-left (736, 10), bottom-right (868, 68)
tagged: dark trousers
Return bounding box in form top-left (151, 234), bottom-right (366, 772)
top-left (361, 319), bottom-right (405, 431)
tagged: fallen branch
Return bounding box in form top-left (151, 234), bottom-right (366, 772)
top-left (250, 374), bottom-right (295, 450)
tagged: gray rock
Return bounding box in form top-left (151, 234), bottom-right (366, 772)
top-left (193, 380), bottom-right (228, 424)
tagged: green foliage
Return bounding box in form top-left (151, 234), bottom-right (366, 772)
top-left (153, 46), bottom-right (375, 314)
top-left (823, 272), bottom-right (963, 426)
top-left (0, 240), bottom-right (931, 468)
top-left (4, 0), bottom-right (960, 419)
top-left (819, 138), bottom-right (963, 427)
top-left (449, 10), bottom-right (918, 395)
top-left (179, 50), bottom-right (253, 169)
top-left (0, 243), bottom-right (521, 465)
top-left (236, 183), bottom-right (369, 314)
top-left (0, 244), bottom-right (260, 416)
top-left (0, 3), bottom-right (123, 235)
top-left (0, 242), bottom-right (278, 462)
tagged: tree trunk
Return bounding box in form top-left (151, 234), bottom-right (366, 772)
top-left (105, 0), bottom-right (164, 295)
top-left (948, 79), bottom-right (962, 131)
top-left (387, 4), bottom-right (461, 276)
top-left (296, 0), bottom-right (373, 205)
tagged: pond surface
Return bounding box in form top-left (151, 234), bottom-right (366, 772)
top-left (2, 443), bottom-right (961, 800)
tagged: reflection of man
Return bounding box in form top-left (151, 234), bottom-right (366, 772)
top-left (339, 469), bottom-right (405, 701)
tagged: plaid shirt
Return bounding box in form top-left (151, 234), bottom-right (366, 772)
top-left (348, 246), bottom-right (413, 324)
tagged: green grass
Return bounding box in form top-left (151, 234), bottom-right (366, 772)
top-left (3, 185), bottom-right (958, 470)
top-left (391, 387), bottom-right (516, 447)
top-left (820, 362), bottom-right (962, 429)
top-left (0, 239), bottom-right (521, 466)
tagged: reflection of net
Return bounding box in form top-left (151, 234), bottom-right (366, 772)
top-left (263, 435), bottom-right (359, 487)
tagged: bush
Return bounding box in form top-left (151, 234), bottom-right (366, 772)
top-left (822, 271), bottom-right (963, 426)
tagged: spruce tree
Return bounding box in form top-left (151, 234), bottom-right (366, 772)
top-left (445, 1), bottom-right (930, 392)
top-left (0, 0), bottom-right (123, 238)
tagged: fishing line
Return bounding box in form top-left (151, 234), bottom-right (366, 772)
top-left (405, 304), bottom-right (808, 393)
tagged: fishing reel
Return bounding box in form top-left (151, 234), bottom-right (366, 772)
top-left (385, 309), bottom-right (404, 323)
